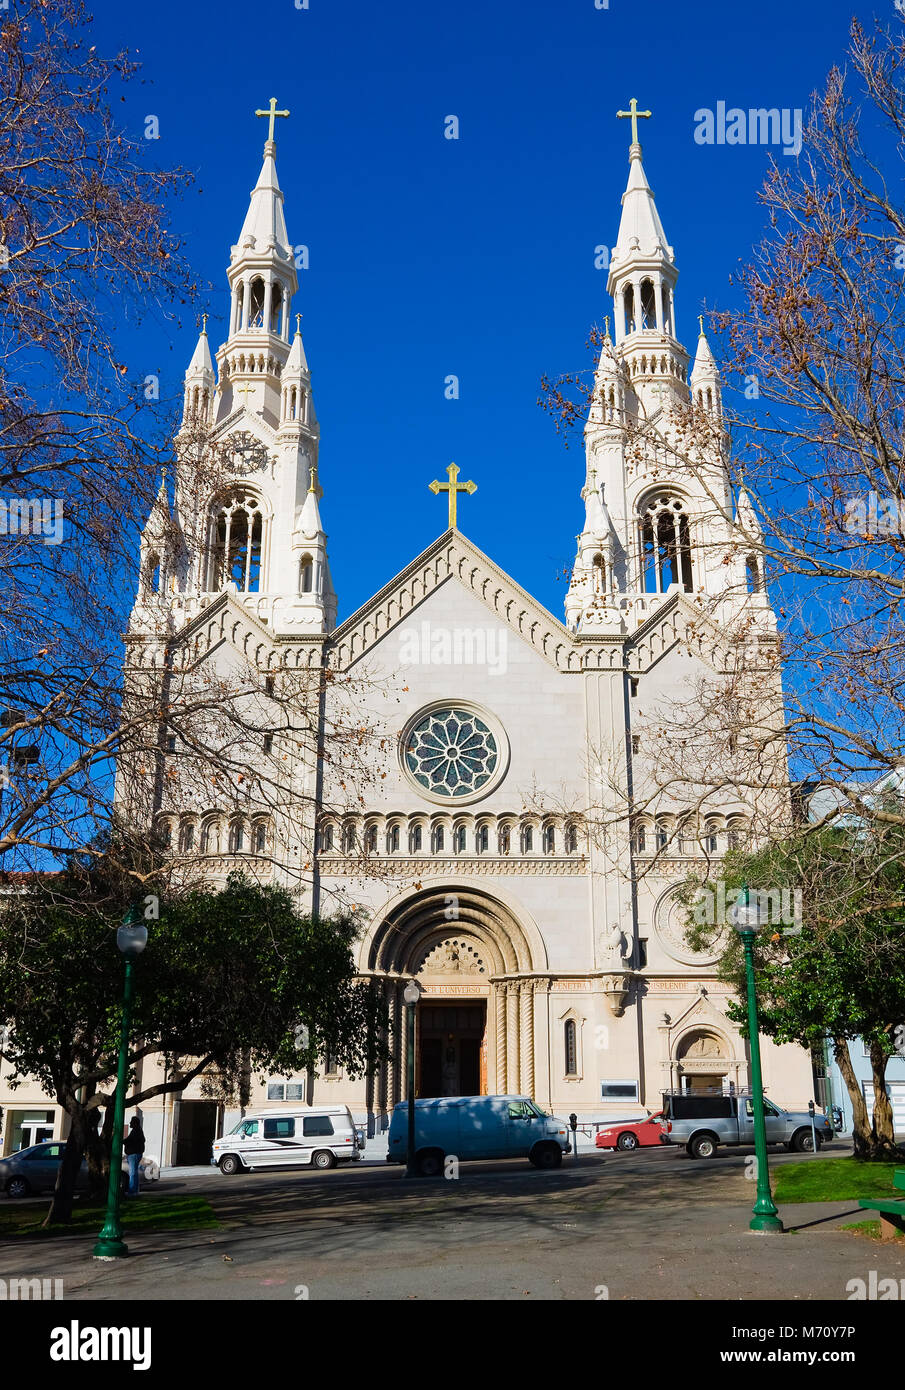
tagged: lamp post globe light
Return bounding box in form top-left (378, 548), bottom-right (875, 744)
top-left (402, 978), bottom-right (422, 1178)
top-left (729, 885), bottom-right (784, 1234)
top-left (93, 904), bottom-right (148, 1260)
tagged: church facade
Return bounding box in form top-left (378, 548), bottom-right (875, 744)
top-left (106, 107), bottom-right (817, 1164)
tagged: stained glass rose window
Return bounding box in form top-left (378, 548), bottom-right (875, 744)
top-left (403, 707), bottom-right (499, 797)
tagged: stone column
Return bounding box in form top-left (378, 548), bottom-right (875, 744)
top-left (506, 983), bottom-right (520, 1093)
top-left (494, 983), bottom-right (507, 1094)
top-left (376, 977), bottom-right (389, 1123)
top-left (390, 980), bottom-right (404, 1109)
top-left (520, 982), bottom-right (535, 1099)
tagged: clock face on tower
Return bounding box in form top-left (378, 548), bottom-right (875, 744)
top-left (399, 701), bottom-right (509, 804)
top-left (222, 430), bottom-right (269, 476)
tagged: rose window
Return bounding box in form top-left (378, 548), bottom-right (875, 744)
top-left (404, 707), bottom-right (498, 797)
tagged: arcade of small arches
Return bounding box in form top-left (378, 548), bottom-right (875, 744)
top-left (632, 812), bottom-right (750, 857)
top-left (615, 276), bottom-right (675, 341)
top-left (154, 811), bottom-right (273, 858)
top-left (638, 492), bottom-right (693, 594)
top-left (230, 275), bottom-right (292, 341)
top-left (205, 490), bottom-right (267, 594)
top-left (315, 811), bottom-right (583, 860)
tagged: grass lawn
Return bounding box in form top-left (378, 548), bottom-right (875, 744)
top-left (0, 1193), bottom-right (219, 1239)
top-left (841, 1219), bottom-right (905, 1241)
top-left (774, 1156), bottom-right (903, 1203)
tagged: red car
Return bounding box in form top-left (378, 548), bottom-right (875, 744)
top-left (595, 1112), bottom-right (666, 1152)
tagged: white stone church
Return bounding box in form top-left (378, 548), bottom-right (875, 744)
top-left (100, 106), bottom-right (818, 1166)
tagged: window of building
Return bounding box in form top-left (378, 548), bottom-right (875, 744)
top-left (655, 820), bottom-right (668, 851)
top-left (286, 1083), bottom-right (304, 1102)
top-left (178, 821), bottom-right (195, 853)
top-left (200, 819), bottom-right (219, 854)
top-left (319, 824), bottom-right (334, 853)
top-left (476, 824), bottom-right (489, 853)
top-left (600, 1080), bottom-right (639, 1102)
top-left (166, 735), bottom-right (176, 753)
top-left (454, 824), bottom-right (466, 853)
top-left (228, 821), bottom-right (244, 854)
top-left (249, 277), bottom-right (265, 328)
top-left (263, 734), bottom-right (273, 755)
top-left (521, 826), bottom-right (534, 853)
top-left (746, 556), bottom-right (761, 593)
top-left (704, 820), bottom-right (719, 854)
top-left (299, 555), bottom-right (314, 594)
top-left (366, 824), bottom-right (378, 853)
top-left (543, 825), bottom-right (555, 854)
top-left (410, 825), bottom-right (423, 853)
top-left (253, 821), bottom-right (267, 855)
top-left (636, 938), bottom-right (648, 970)
top-left (206, 491), bottom-right (265, 593)
top-left (631, 735), bottom-right (640, 754)
top-left (341, 825), bottom-right (356, 854)
top-left (564, 1020), bottom-right (578, 1077)
top-left (565, 824), bottom-right (578, 854)
top-left (640, 495), bottom-right (693, 594)
top-left (432, 825), bottom-right (445, 853)
top-left (388, 824), bottom-right (400, 853)
top-left (266, 1082), bottom-right (285, 1101)
top-left (633, 823), bottom-right (646, 854)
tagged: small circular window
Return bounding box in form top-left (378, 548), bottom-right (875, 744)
top-left (401, 703), bottom-right (507, 803)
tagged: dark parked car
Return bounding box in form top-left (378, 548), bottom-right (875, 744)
top-left (0, 1140), bottom-right (149, 1198)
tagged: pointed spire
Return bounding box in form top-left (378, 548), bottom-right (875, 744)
top-left (691, 322), bottom-right (722, 417)
top-left (186, 316), bottom-right (214, 378)
top-left (611, 145), bottom-right (674, 271)
top-left (735, 488), bottom-right (763, 543)
top-left (284, 317), bottom-right (309, 374)
top-left (236, 145), bottom-right (290, 259)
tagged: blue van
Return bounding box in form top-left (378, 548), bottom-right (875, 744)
top-left (387, 1095), bottom-right (571, 1175)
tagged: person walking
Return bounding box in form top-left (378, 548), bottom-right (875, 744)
top-left (123, 1116), bottom-right (145, 1197)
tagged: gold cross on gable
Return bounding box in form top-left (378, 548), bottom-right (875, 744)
top-left (255, 97), bottom-right (290, 144)
top-left (428, 462), bottom-right (477, 530)
top-left (236, 380), bottom-right (255, 410)
top-left (616, 97), bottom-right (652, 148)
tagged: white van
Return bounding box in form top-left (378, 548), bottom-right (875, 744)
top-left (212, 1106), bottom-right (364, 1174)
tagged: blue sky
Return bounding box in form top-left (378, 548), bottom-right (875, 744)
top-left (92, 0), bottom-right (871, 622)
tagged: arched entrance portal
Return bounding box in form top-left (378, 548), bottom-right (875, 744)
top-left (361, 883), bottom-right (548, 1126)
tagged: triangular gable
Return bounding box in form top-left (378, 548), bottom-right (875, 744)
top-left (329, 529), bottom-right (580, 672)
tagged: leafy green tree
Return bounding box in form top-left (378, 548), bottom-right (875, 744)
top-left (0, 862), bottom-right (387, 1222)
top-left (680, 825), bottom-right (905, 1161)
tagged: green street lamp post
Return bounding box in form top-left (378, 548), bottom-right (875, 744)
top-left (93, 905), bottom-right (148, 1260)
top-left (402, 978), bottom-right (422, 1178)
top-left (731, 886), bottom-right (784, 1234)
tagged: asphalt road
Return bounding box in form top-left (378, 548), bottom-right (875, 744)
top-left (5, 1139), bottom-right (904, 1301)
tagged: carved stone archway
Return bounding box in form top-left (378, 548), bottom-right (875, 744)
top-left (360, 882), bottom-right (548, 1126)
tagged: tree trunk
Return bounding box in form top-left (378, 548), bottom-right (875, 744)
top-left (44, 1100), bottom-right (87, 1226)
top-left (833, 1036), bottom-right (873, 1157)
top-left (868, 1041), bottom-right (904, 1159)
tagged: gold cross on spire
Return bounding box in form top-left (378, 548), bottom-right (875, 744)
top-left (255, 96), bottom-right (290, 144)
top-left (698, 314), bottom-right (705, 335)
top-left (616, 97), bottom-right (652, 148)
top-left (428, 462), bottom-right (477, 530)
